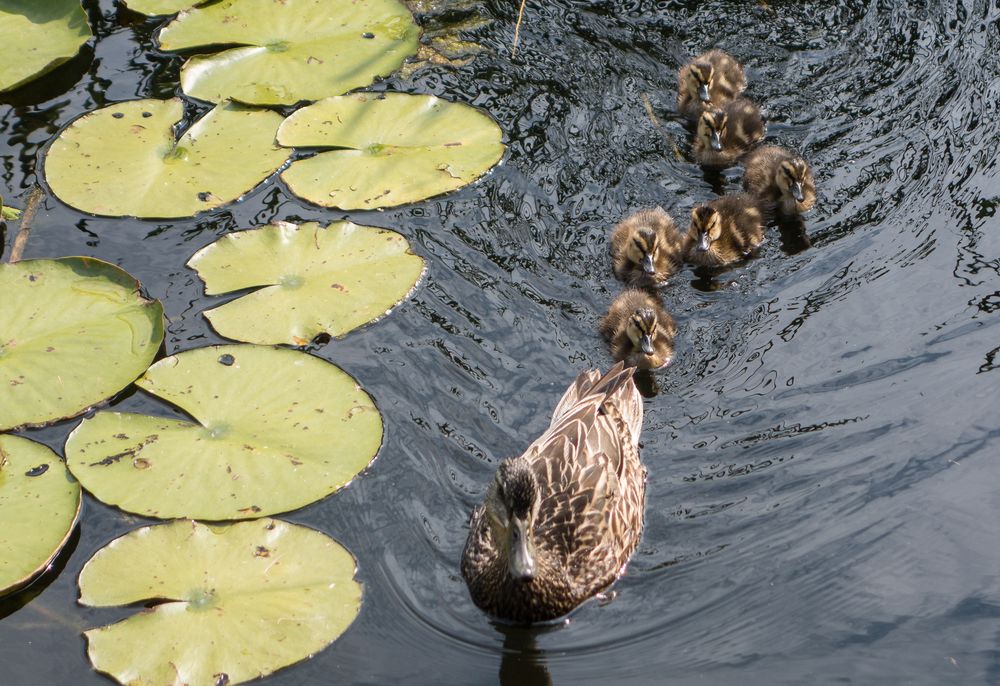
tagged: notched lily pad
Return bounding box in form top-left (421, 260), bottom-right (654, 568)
top-left (79, 518), bottom-right (361, 686)
top-left (65, 344), bottom-right (383, 520)
top-left (123, 0), bottom-right (201, 16)
top-left (45, 98), bottom-right (289, 218)
top-left (188, 220), bottom-right (426, 346)
top-left (158, 0), bottom-right (420, 105)
top-left (0, 0), bottom-right (91, 93)
top-left (0, 257), bottom-right (164, 431)
top-left (278, 92), bottom-right (505, 209)
top-left (0, 435), bottom-right (82, 596)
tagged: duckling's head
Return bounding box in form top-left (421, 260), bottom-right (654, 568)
top-left (775, 158), bottom-right (810, 203)
top-left (626, 307), bottom-right (659, 357)
top-left (691, 206), bottom-right (722, 252)
top-left (685, 60), bottom-right (715, 103)
top-left (487, 457), bottom-right (539, 582)
top-left (697, 110), bottom-right (727, 152)
top-left (626, 226), bottom-right (660, 275)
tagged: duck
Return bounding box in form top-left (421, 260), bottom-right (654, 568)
top-left (677, 49), bottom-right (746, 124)
top-left (692, 98), bottom-right (765, 169)
top-left (742, 145), bottom-right (816, 215)
top-left (684, 193), bottom-right (766, 267)
top-left (461, 362), bottom-right (646, 623)
top-left (599, 289), bottom-right (676, 370)
top-left (609, 207), bottom-right (686, 288)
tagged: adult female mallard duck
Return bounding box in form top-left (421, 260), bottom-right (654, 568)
top-left (461, 363), bottom-right (646, 623)
top-left (599, 289), bottom-right (676, 370)
top-left (610, 207), bottom-right (686, 288)
top-left (684, 193), bottom-right (765, 267)
top-left (743, 145), bottom-right (817, 215)
top-left (677, 49), bottom-right (746, 124)
top-left (693, 98), bottom-right (765, 170)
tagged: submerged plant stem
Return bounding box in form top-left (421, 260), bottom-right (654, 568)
top-left (7, 186), bottom-right (44, 264)
top-left (512, 0), bottom-right (527, 58)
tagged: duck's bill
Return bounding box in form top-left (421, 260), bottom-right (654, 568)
top-left (509, 517), bottom-right (535, 582)
top-left (710, 131), bottom-right (722, 151)
top-left (698, 84), bottom-right (711, 102)
top-left (792, 182), bottom-right (805, 202)
top-left (641, 254), bottom-right (655, 274)
top-left (698, 234), bottom-right (711, 252)
top-left (640, 335), bottom-right (654, 355)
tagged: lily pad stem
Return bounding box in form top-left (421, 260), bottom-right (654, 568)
top-left (7, 186), bottom-right (44, 264)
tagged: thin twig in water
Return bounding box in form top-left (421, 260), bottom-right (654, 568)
top-left (8, 186), bottom-right (44, 263)
top-left (640, 92), bottom-right (683, 159)
top-left (512, 0), bottom-right (527, 58)
top-left (640, 92), bottom-right (662, 130)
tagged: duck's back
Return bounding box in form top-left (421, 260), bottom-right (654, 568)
top-left (523, 364), bottom-right (646, 597)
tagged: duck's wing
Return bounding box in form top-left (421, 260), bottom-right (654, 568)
top-left (524, 364), bottom-right (643, 566)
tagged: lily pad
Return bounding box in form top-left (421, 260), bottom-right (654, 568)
top-left (0, 0), bottom-right (91, 93)
top-left (124, 0), bottom-right (200, 16)
top-left (0, 258), bottom-right (164, 431)
top-left (278, 93), bottom-right (505, 209)
top-left (0, 435), bottom-right (81, 595)
top-left (79, 518), bottom-right (361, 686)
top-left (65, 344), bottom-right (382, 520)
top-left (188, 220), bottom-right (426, 345)
top-left (158, 0), bottom-right (420, 105)
top-left (45, 98), bottom-right (289, 218)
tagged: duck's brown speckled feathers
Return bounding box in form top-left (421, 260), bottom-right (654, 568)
top-left (677, 49), bottom-right (746, 124)
top-left (610, 207), bottom-right (685, 288)
top-left (684, 193), bottom-right (766, 267)
top-left (461, 363), bottom-right (646, 623)
top-left (743, 145), bottom-right (816, 215)
top-left (693, 98), bottom-right (765, 170)
top-left (599, 289), bottom-right (676, 370)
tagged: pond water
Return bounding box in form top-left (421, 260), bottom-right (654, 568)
top-left (2, 0), bottom-right (999, 684)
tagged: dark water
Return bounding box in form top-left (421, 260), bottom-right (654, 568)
top-left (3, 0), bottom-right (999, 683)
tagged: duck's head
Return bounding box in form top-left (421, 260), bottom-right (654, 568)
top-left (775, 157), bottom-right (811, 204)
top-left (486, 457), bottom-right (540, 582)
top-left (626, 226), bottom-right (660, 275)
top-left (626, 307), bottom-right (659, 357)
top-left (691, 205), bottom-right (722, 252)
top-left (697, 110), bottom-right (727, 152)
top-left (686, 60), bottom-right (715, 103)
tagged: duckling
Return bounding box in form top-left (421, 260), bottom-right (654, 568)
top-left (684, 193), bottom-right (765, 267)
top-left (693, 98), bottom-right (765, 169)
top-left (609, 207), bottom-right (685, 288)
top-left (461, 362), bottom-right (645, 623)
top-left (599, 289), bottom-right (677, 370)
top-left (677, 49), bottom-right (746, 124)
top-left (742, 145), bottom-right (816, 215)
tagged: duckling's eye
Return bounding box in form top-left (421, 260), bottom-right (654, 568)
top-left (511, 526), bottom-right (521, 542)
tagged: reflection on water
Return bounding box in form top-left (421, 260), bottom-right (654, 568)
top-left (2, 0), bottom-right (999, 684)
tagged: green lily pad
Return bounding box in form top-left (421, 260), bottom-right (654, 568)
top-left (0, 0), bottom-right (91, 93)
top-left (79, 518), bottom-right (361, 686)
top-left (0, 435), bottom-right (81, 595)
top-left (65, 344), bottom-right (382, 520)
top-left (123, 0), bottom-right (200, 16)
top-left (188, 220), bottom-right (426, 346)
top-left (0, 258), bottom-right (164, 431)
top-left (158, 0), bottom-right (420, 105)
top-left (45, 98), bottom-right (289, 218)
top-left (278, 93), bottom-right (505, 209)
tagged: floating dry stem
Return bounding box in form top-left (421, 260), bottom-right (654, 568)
top-left (7, 186), bottom-right (43, 263)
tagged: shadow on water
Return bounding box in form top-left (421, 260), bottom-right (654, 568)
top-left (496, 624), bottom-right (553, 686)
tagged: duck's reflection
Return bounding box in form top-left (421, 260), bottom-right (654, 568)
top-left (777, 215), bottom-right (811, 255)
top-left (496, 623), bottom-right (553, 686)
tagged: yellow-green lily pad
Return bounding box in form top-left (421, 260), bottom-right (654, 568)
top-left (0, 435), bottom-right (81, 595)
top-left (188, 220), bottom-right (426, 346)
top-left (45, 98), bottom-right (289, 218)
top-left (278, 93), bottom-right (505, 209)
top-left (0, 0), bottom-right (91, 93)
top-left (0, 258), bottom-right (164, 431)
top-left (123, 0), bottom-right (200, 16)
top-left (158, 0), bottom-right (420, 105)
top-left (79, 518), bottom-right (361, 686)
top-left (65, 344), bottom-right (382, 520)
